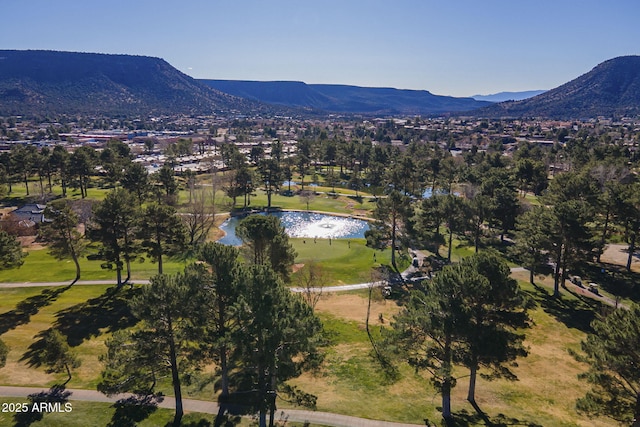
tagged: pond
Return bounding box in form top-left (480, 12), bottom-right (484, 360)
top-left (217, 211), bottom-right (370, 246)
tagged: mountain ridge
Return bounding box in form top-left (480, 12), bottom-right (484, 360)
top-left (2, 50), bottom-right (640, 119)
top-left (472, 90), bottom-right (546, 102)
top-left (0, 50), bottom-right (260, 116)
top-left (199, 79), bottom-right (491, 115)
top-left (478, 56), bottom-right (640, 118)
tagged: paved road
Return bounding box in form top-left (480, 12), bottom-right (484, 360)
top-left (0, 386), bottom-right (423, 427)
top-left (0, 266), bottom-right (623, 310)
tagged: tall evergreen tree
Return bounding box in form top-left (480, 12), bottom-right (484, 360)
top-left (414, 193), bottom-right (447, 251)
top-left (154, 165), bottom-right (179, 205)
top-left (236, 215), bottom-right (296, 282)
top-left (0, 230), bottom-right (26, 270)
top-left (49, 145), bottom-right (70, 197)
top-left (137, 203), bottom-right (186, 275)
top-left (88, 189), bottom-right (140, 286)
top-left (457, 252), bottom-right (530, 404)
top-left (576, 304), bottom-right (640, 426)
top-left (388, 265), bottom-right (466, 420)
top-left (39, 329), bottom-right (81, 385)
top-left (388, 252), bottom-right (530, 419)
top-left (69, 146), bottom-right (97, 199)
top-left (121, 162), bottom-right (151, 204)
top-left (542, 171), bottom-right (599, 295)
top-left (236, 265), bottom-right (323, 427)
top-left (40, 200), bottom-right (87, 284)
top-left (197, 243), bottom-right (245, 400)
top-left (99, 272), bottom-right (204, 427)
top-left (442, 195), bottom-right (468, 262)
top-left (616, 181), bottom-right (640, 271)
top-left (365, 190), bottom-right (410, 270)
top-left (510, 206), bottom-right (556, 284)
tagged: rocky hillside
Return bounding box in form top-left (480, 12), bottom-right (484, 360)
top-left (0, 50), bottom-right (257, 116)
top-left (479, 56), bottom-right (640, 119)
top-left (200, 79), bottom-right (491, 115)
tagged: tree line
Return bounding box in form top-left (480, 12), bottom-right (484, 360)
top-left (96, 216), bottom-right (319, 427)
top-left (2, 118), bottom-right (640, 424)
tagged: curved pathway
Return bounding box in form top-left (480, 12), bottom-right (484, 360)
top-left (0, 386), bottom-right (423, 427)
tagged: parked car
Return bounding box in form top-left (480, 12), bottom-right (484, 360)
top-left (588, 282), bottom-right (600, 295)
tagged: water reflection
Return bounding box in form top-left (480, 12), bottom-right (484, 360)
top-left (218, 211), bottom-right (369, 246)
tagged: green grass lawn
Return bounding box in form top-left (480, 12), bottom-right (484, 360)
top-left (231, 190), bottom-right (375, 215)
top-left (0, 284), bottom-right (115, 390)
top-left (290, 238), bottom-right (411, 285)
top-left (2, 179), bottom-right (112, 203)
top-left (0, 248), bottom-right (187, 283)
top-left (0, 276), bottom-right (618, 427)
top-left (0, 398), bottom-right (328, 427)
top-left (286, 283), bottom-right (616, 427)
top-left (0, 240), bottom-right (403, 286)
top-left (523, 192), bottom-right (542, 206)
top-left (1, 239), bottom-right (405, 287)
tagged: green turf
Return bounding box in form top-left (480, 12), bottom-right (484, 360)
top-left (0, 277), bottom-right (619, 426)
top-left (0, 248), bottom-right (187, 283)
top-left (232, 190), bottom-right (375, 215)
top-left (0, 397), bottom-right (219, 427)
top-left (0, 239), bottom-right (404, 286)
top-left (290, 238), bottom-right (410, 285)
top-left (0, 397), bottom-right (331, 426)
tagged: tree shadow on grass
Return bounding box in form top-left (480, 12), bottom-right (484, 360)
top-left (106, 395), bottom-right (161, 427)
top-left (19, 327), bottom-right (54, 370)
top-left (21, 286), bottom-right (140, 369)
top-left (0, 284), bottom-right (72, 335)
top-left (348, 195), bottom-right (364, 205)
top-left (526, 283), bottom-right (597, 334)
top-left (177, 419), bottom-right (213, 427)
top-left (51, 285), bottom-right (140, 346)
top-left (439, 403), bottom-right (543, 427)
top-left (13, 385), bottom-right (71, 427)
top-left (581, 261), bottom-right (640, 301)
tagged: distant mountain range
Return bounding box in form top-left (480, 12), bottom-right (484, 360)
top-left (472, 90), bottom-right (546, 103)
top-left (199, 80), bottom-right (491, 115)
top-left (1, 50), bottom-right (640, 119)
top-left (0, 50), bottom-right (258, 116)
top-left (478, 56), bottom-right (640, 119)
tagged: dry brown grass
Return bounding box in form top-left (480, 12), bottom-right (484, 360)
top-left (601, 243), bottom-right (640, 272)
top-left (290, 288), bottom-right (617, 426)
top-left (0, 278), bottom-right (620, 426)
top-left (314, 292), bottom-right (401, 325)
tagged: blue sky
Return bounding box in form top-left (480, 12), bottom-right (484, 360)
top-left (3, 0), bottom-right (640, 96)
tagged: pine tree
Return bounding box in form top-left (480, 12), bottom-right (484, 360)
top-left (236, 215), bottom-right (296, 282)
top-left (98, 272), bottom-right (204, 427)
top-left (0, 230), bottom-right (26, 270)
top-left (235, 265), bottom-right (323, 427)
top-left (41, 200), bottom-right (87, 284)
top-left (137, 203), bottom-right (186, 275)
top-left (88, 189), bottom-right (140, 286)
top-left (576, 304), bottom-right (640, 426)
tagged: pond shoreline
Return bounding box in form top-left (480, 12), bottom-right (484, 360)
top-left (218, 210), bottom-right (372, 246)
top-left (230, 207), bottom-right (374, 222)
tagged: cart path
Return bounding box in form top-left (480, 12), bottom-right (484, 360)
top-left (0, 386), bottom-right (424, 427)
